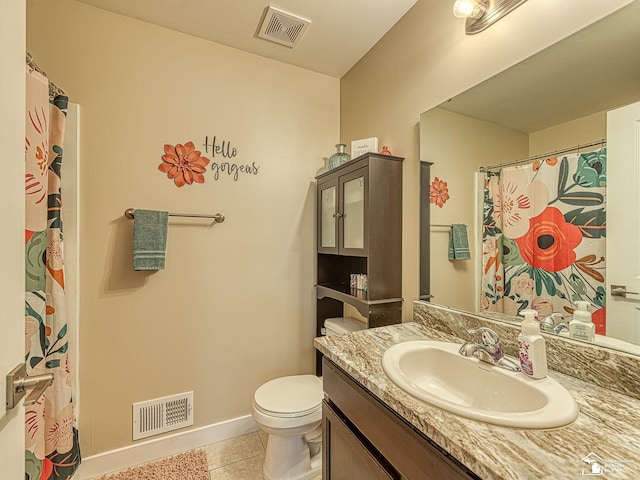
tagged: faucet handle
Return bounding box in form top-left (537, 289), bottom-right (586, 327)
top-left (467, 327), bottom-right (500, 346)
top-left (540, 313), bottom-right (565, 333)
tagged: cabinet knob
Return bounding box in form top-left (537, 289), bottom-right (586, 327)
top-left (333, 212), bottom-right (344, 218)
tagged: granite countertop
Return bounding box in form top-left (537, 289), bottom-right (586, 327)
top-left (314, 322), bottom-right (640, 480)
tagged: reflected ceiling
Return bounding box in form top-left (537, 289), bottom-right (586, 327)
top-left (440, 2), bottom-right (640, 132)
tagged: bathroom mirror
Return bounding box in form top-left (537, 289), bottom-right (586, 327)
top-left (419, 1), bottom-right (640, 357)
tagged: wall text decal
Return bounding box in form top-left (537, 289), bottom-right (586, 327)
top-left (211, 161), bottom-right (261, 181)
top-left (203, 136), bottom-right (237, 159)
top-left (203, 135), bottom-right (261, 182)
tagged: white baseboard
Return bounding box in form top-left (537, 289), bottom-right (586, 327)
top-left (75, 415), bottom-right (258, 479)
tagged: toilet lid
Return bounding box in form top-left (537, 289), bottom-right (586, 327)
top-left (254, 375), bottom-right (323, 418)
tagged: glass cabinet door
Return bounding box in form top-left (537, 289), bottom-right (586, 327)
top-left (342, 175), bottom-right (365, 250)
top-left (320, 183), bottom-right (337, 249)
top-left (318, 167), bottom-right (368, 256)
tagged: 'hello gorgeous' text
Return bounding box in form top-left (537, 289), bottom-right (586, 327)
top-left (211, 161), bottom-right (260, 181)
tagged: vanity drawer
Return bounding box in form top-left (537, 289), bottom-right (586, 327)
top-left (322, 358), bottom-right (478, 480)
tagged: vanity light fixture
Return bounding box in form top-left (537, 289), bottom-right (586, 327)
top-left (453, 0), bottom-right (528, 34)
top-left (453, 0), bottom-right (488, 19)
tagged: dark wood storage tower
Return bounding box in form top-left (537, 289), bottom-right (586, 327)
top-left (420, 161), bottom-right (433, 301)
top-left (315, 152), bottom-right (404, 374)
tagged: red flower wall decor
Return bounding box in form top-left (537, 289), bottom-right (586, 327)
top-left (158, 141), bottom-right (210, 188)
top-left (430, 177), bottom-right (449, 208)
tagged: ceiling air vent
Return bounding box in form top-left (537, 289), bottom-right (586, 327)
top-left (258, 6), bottom-right (311, 48)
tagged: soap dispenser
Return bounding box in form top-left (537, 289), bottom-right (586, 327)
top-left (569, 301), bottom-right (595, 342)
top-left (517, 309), bottom-right (548, 379)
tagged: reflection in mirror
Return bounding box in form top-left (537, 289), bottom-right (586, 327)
top-left (343, 176), bottom-right (365, 249)
top-left (419, 1), bottom-right (640, 357)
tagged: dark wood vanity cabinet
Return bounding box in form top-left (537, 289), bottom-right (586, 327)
top-left (322, 358), bottom-right (479, 480)
top-left (323, 401), bottom-right (398, 480)
top-left (315, 153), bottom-right (405, 374)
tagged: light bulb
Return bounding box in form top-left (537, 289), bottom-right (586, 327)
top-left (453, 0), bottom-right (487, 19)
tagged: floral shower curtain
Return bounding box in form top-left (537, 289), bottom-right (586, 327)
top-left (25, 67), bottom-right (81, 479)
top-left (481, 148), bottom-right (607, 334)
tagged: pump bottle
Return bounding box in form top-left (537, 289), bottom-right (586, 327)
top-left (517, 309), bottom-right (548, 379)
top-left (569, 301), bottom-right (595, 342)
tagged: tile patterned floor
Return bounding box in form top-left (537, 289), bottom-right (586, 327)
top-left (205, 430), bottom-right (321, 480)
top-left (205, 431), bottom-right (265, 479)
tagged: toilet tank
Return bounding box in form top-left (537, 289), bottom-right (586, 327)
top-left (324, 317), bottom-right (366, 336)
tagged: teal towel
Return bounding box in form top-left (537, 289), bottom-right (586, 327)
top-left (448, 224), bottom-right (471, 261)
top-left (132, 209), bottom-right (169, 271)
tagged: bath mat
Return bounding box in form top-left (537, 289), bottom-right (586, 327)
top-left (97, 449), bottom-right (209, 480)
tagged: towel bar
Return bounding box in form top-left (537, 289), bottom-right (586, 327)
top-left (124, 208), bottom-right (225, 223)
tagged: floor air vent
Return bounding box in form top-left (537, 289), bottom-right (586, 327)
top-left (258, 6), bottom-right (311, 48)
top-left (133, 391), bottom-right (194, 440)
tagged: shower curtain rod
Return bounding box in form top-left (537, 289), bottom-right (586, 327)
top-left (26, 52), bottom-right (66, 97)
top-left (478, 139), bottom-right (606, 172)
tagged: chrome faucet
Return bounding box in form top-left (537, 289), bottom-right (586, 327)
top-left (459, 327), bottom-right (520, 372)
top-left (539, 313), bottom-right (568, 334)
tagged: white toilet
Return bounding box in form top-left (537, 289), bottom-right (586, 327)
top-left (252, 317), bottom-right (365, 480)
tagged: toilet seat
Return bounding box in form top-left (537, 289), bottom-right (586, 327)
top-left (254, 375), bottom-right (323, 418)
top-left (252, 375), bottom-right (324, 480)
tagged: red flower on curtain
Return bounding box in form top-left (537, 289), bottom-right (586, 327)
top-left (430, 177), bottom-right (449, 208)
top-left (158, 141), bottom-right (210, 188)
top-left (592, 307), bottom-right (606, 335)
top-left (515, 206), bottom-right (582, 272)
top-left (39, 458), bottom-right (53, 479)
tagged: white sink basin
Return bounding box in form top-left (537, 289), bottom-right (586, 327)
top-left (381, 341), bottom-right (579, 428)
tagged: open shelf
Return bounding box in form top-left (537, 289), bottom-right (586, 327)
top-left (316, 283), bottom-right (404, 319)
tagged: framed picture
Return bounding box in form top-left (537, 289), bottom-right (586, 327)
top-left (351, 137), bottom-right (378, 159)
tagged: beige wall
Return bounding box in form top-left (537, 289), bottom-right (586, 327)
top-left (27, 0), bottom-right (339, 455)
top-left (529, 112), bottom-right (607, 155)
top-left (420, 109), bottom-right (528, 311)
top-left (341, 0), bottom-right (632, 321)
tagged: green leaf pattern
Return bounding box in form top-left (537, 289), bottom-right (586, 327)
top-left (24, 86), bottom-right (81, 479)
